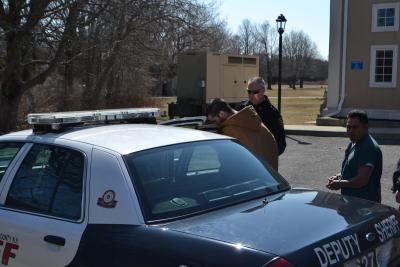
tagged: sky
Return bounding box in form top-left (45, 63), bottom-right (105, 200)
top-left (217, 0), bottom-right (330, 60)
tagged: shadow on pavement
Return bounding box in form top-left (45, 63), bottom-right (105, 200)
top-left (286, 135), bottom-right (312, 145)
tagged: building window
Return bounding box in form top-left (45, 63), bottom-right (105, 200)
top-left (372, 3), bottom-right (400, 32)
top-left (378, 8), bottom-right (395, 27)
top-left (370, 45), bottom-right (398, 88)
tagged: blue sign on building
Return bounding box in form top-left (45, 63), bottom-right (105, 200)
top-left (351, 60), bottom-right (364, 70)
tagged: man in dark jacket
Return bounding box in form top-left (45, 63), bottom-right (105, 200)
top-left (237, 77), bottom-right (286, 155)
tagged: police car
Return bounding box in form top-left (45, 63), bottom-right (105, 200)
top-left (0, 108), bottom-right (399, 267)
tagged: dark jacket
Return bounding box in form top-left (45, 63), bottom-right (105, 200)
top-left (393, 158), bottom-right (400, 192)
top-left (237, 96), bottom-right (286, 155)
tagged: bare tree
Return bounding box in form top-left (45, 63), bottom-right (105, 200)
top-left (283, 30), bottom-right (318, 89)
top-left (0, 0), bottom-right (88, 131)
top-left (145, 0), bottom-right (228, 95)
top-left (254, 21), bottom-right (277, 89)
top-left (223, 33), bottom-right (241, 54)
top-left (238, 19), bottom-right (256, 55)
top-left (73, 0), bottom-right (229, 107)
top-left (0, 0), bottom-right (230, 132)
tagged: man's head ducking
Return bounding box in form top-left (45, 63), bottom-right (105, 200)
top-left (206, 99), bottom-right (236, 128)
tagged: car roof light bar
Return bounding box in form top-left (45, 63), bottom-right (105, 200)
top-left (27, 108), bottom-right (160, 132)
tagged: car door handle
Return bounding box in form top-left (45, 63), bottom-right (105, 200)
top-left (44, 235), bottom-right (66, 246)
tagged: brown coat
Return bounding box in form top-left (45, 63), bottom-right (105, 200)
top-left (220, 106), bottom-right (279, 170)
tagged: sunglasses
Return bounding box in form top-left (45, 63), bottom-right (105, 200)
top-left (247, 89), bottom-right (263, 95)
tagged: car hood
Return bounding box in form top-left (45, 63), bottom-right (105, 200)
top-left (162, 189), bottom-right (400, 266)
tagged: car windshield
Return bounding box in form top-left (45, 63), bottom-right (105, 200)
top-left (124, 139), bottom-right (290, 222)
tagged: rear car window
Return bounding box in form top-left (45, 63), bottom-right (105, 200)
top-left (125, 139), bottom-right (289, 222)
top-left (5, 144), bottom-right (85, 220)
top-left (0, 142), bottom-right (24, 182)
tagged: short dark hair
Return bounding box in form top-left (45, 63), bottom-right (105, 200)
top-left (206, 99), bottom-right (234, 117)
top-left (347, 110), bottom-right (368, 124)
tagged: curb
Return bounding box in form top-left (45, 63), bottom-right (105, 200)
top-left (285, 126), bottom-right (400, 141)
top-left (285, 128), bottom-right (347, 138)
top-left (285, 125), bottom-right (346, 138)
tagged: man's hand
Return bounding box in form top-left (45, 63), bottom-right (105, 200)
top-left (327, 180), bottom-right (341, 190)
top-left (396, 191), bottom-right (400, 204)
top-left (326, 175), bottom-right (341, 191)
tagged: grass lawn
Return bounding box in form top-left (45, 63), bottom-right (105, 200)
top-left (264, 84), bottom-right (326, 98)
top-left (266, 85), bottom-right (326, 125)
top-left (269, 98), bottom-right (323, 125)
top-left (153, 85), bottom-right (326, 125)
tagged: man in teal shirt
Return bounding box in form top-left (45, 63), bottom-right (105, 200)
top-left (327, 110), bottom-right (382, 202)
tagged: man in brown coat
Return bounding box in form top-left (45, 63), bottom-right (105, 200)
top-left (206, 99), bottom-right (278, 170)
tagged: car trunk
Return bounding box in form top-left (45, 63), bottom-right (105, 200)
top-left (164, 189), bottom-right (400, 266)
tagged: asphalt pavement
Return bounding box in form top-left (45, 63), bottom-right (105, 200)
top-left (279, 135), bottom-right (400, 208)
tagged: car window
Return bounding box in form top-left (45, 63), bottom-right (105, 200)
top-left (125, 140), bottom-right (290, 222)
top-left (187, 145), bottom-right (220, 175)
top-left (0, 142), bottom-right (24, 182)
top-left (5, 144), bottom-right (85, 220)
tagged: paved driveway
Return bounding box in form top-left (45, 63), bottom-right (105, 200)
top-left (279, 135), bottom-right (399, 208)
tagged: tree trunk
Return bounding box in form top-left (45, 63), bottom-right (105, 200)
top-left (0, 1), bottom-right (81, 131)
top-left (61, 53), bottom-right (74, 111)
top-left (92, 12), bottom-right (127, 108)
top-left (0, 93), bottom-right (22, 133)
top-left (266, 54), bottom-right (272, 90)
top-left (104, 69), bottom-right (115, 108)
top-left (300, 78), bottom-right (304, 89)
top-left (0, 30), bottom-right (23, 132)
top-left (3, 29), bottom-right (22, 96)
top-left (83, 44), bottom-right (96, 109)
top-left (267, 78), bottom-right (273, 90)
top-left (82, 22), bottom-right (100, 109)
top-left (292, 76), bottom-right (297, 90)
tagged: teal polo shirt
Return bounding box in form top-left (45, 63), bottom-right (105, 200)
top-left (341, 134), bottom-right (382, 202)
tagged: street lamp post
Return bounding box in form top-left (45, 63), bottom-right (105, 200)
top-left (276, 14), bottom-right (287, 113)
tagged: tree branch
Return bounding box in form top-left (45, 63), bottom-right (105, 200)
top-left (23, 0), bottom-right (52, 32)
top-left (21, 1), bottom-right (82, 91)
top-left (21, 60), bottom-right (51, 67)
top-left (0, 15), bottom-right (7, 29)
top-left (0, 1), bottom-right (6, 19)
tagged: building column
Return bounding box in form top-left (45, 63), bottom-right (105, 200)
top-left (324, 0), bottom-right (346, 115)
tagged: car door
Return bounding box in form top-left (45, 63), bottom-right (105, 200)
top-left (0, 142), bottom-right (89, 267)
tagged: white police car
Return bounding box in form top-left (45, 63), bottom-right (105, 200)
top-left (0, 108), bottom-right (399, 267)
